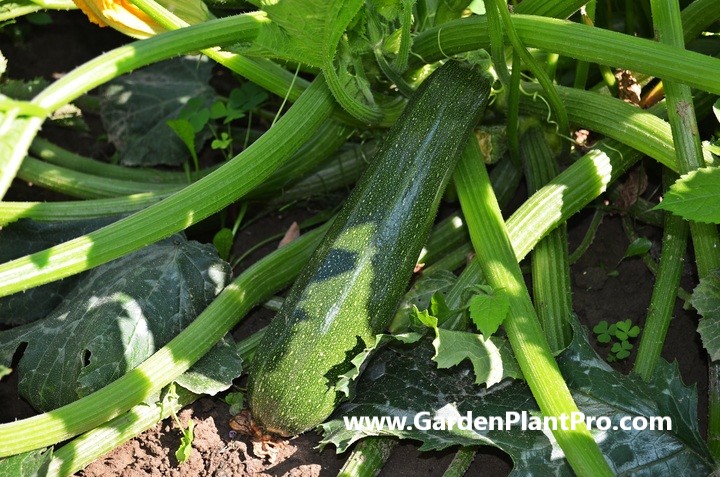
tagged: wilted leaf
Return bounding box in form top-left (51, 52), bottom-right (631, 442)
top-left (100, 57), bottom-right (215, 166)
top-left (278, 221), bottom-right (300, 248)
top-left (690, 270), bottom-right (720, 361)
top-left (655, 167), bottom-right (720, 224)
top-left (0, 236), bottom-right (230, 411)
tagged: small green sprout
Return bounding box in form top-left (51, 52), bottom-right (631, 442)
top-left (593, 319), bottom-right (641, 362)
top-left (161, 383), bottom-right (195, 465)
top-left (224, 391), bottom-right (245, 415)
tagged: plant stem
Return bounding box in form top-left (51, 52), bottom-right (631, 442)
top-left (516, 81), bottom-right (714, 171)
top-left (336, 438), bottom-right (397, 477)
top-left (442, 448), bottom-right (476, 477)
top-left (491, 0), bottom-right (570, 145)
top-left (649, 0), bottom-right (720, 458)
top-left (0, 194), bottom-right (169, 226)
top-left (411, 15), bottom-right (720, 97)
top-left (568, 209), bottom-right (604, 265)
top-left (454, 138), bottom-right (613, 476)
top-left (17, 157), bottom-right (184, 198)
top-left (29, 137), bottom-right (203, 184)
top-left (0, 138), bottom-right (370, 226)
top-left (47, 386), bottom-right (197, 476)
top-left (633, 170), bottom-right (689, 381)
top-left (0, 76), bottom-right (336, 298)
top-left (521, 128), bottom-right (572, 352)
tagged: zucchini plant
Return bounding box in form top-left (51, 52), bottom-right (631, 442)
top-left (0, 0), bottom-right (719, 476)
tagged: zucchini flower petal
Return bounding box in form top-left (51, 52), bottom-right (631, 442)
top-left (73, 0), bottom-right (210, 39)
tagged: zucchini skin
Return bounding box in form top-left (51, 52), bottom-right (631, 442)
top-left (248, 61), bottom-right (492, 436)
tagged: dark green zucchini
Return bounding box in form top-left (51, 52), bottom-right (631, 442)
top-left (247, 61), bottom-right (492, 436)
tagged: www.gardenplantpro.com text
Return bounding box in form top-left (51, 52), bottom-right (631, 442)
top-left (343, 412), bottom-right (672, 433)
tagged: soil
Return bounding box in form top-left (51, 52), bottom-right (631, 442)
top-left (0, 12), bottom-right (709, 477)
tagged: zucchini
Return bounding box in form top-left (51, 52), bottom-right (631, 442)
top-left (247, 61), bottom-right (492, 436)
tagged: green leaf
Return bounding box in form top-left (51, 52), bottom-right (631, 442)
top-left (212, 227), bottom-right (234, 261)
top-left (178, 98), bottom-right (211, 133)
top-left (225, 391), bottom-right (244, 415)
top-left (0, 217), bottom-right (119, 326)
top-left (655, 167), bottom-right (720, 224)
top-left (245, 0), bottom-right (380, 122)
top-left (430, 292), bottom-right (452, 323)
top-left (432, 328), bottom-right (521, 386)
top-left (167, 119), bottom-right (199, 167)
top-left (0, 236), bottom-right (230, 411)
top-left (0, 448), bottom-right (52, 476)
top-left (621, 237), bottom-right (652, 261)
top-left (225, 83), bottom-right (268, 123)
top-left (690, 270), bottom-right (720, 361)
top-left (468, 288), bottom-right (509, 337)
top-left (335, 332), bottom-right (422, 399)
top-left (209, 101), bottom-right (228, 120)
top-left (175, 419), bottom-right (195, 465)
top-left (211, 132), bottom-right (232, 151)
top-left (320, 319), bottom-right (713, 474)
top-left (247, 0), bottom-right (364, 69)
top-left (392, 269), bottom-right (457, 330)
top-left (412, 304), bottom-right (520, 387)
top-left (412, 305), bottom-right (438, 329)
top-left (0, 365), bottom-right (10, 379)
top-left (642, 359), bottom-right (709, 454)
top-left (99, 57), bottom-right (215, 166)
top-left (713, 98), bottom-right (720, 125)
top-left (174, 336), bottom-right (243, 396)
top-left (0, 78), bottom-right (49, 101)
top-left (593, 320), bottom-right (608, 334)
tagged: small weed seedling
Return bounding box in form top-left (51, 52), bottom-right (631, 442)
top-left (593, 319), bottom-right (641, 362)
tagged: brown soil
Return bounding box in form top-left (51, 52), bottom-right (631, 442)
top-left (0, 12), bottom-right (708, 477)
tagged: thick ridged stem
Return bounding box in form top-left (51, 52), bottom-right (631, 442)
top-left (522, 128), bottom-right (573, 352)
top-left (454, 138), bottom-right (613, 476)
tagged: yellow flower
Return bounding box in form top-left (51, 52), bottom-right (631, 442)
top-left (73, 0), bottom-right (210, 39)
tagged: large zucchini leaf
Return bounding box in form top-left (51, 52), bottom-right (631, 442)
top-left (0, 235), bottom-right (231, 410)
top-left (321, 320), bottom-right (713, 475)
